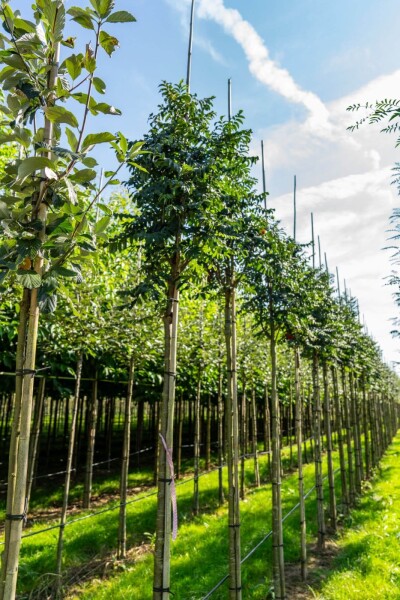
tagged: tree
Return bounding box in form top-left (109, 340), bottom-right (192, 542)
top-left (0, 2), bottom-right (137, 597)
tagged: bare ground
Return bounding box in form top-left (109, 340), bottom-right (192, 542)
top-left (285, 539), bottom-right (340, 600)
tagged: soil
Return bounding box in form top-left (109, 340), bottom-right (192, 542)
top-left (285, 539), bottom-right (340, 599)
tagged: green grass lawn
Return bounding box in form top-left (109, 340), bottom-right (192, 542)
top-left (64, 446), bottom-right (341, 600)
top-left (310, 434), bottom-right (400, 600)
top-left (6, 433), bottom-right (398, 599)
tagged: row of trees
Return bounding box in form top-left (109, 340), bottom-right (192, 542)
top-left (0, 2), bottom-right (398, 599)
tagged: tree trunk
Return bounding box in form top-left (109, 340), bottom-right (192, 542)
top-left (176, 396), bottom-right (183, 480)
top-left (294, 348), bottom-right (307, 580)
top-left (251, 388), bottom-right (260, 487)
top-left (206, 395), bottom-right (211, 471)
top-left (217, 362), bottom-right (225, 506)
top-left (270, 320), bottom-right (285, 600)
top-left (240, 380), bottom-right (246, 500)
top-left (225, 285), bottom-right (242, 600)
top-left (323, 362), bottom-right (336, 532)
top-left (331, 365), bottom-right (348, 513)
top-left (312, 351), bottom-right (325, 551)
top-left (341, 368), bottom-right (355, 506)
top-left (56, 353), bottom-right (83, 589)
top-left (264, 384), bottom-right (271, 481)
top-left (118, 355), bottom-right (134, 559)
top-left (153, 275), bottom-right (179, 600)
top-left (0, 290), bottom-right (30, 599)
top-left (26, 377), bottom-right (46, 511)
top-left (83, 372), bottom-right (98, 509)
top-left (193, 373), bottom-right (201, 515)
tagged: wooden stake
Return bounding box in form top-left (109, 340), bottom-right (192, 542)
top-left (293, 175), bottom-right (297, 241)
top-left (186, 0), bottom-right (196, 92)
top-left (311, 213), bottom-right (315, 269)
top-left (261, 140), bottom-right (267, 211)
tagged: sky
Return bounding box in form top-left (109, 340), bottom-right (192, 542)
top-left (15, 0), bottom-right (400, 366)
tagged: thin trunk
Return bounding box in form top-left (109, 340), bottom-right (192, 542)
top-left (270, 318), bottom-right (285, 600)
top-left (323, 362), bottom-right (336, 532)
top-left (225, 285), bottom-right (242, 600)
top-left (264, 384), bottom-right (271, 481)
top-left (251, 388), bottom-right (260, 487)
top-left (176, 396), bottom-right (183, 480)
top-left (240, 381), bottom-right (246, 500)
top-left (217, 362), bottom-right (225, 505)
top-left (206, 394), bottom-right (211, 471)
top-left (312, 351), bottom-right (325, 551)
top-left (153, 274), bottom-right (179, 600)
top-left (0, 290), bottom-right (29, 599)
top-left (350, 373), bottom-right (363, 493)
top-left (342, 368), bottom-right (355, 506)
top-left (193, 374), bottom-right (201, 515)
top-left (331, 365), bottom-right (349, 513)
top-left (294, 349), bottom-right (307, 581)
top-left (83, 372), bottom-right (98, 509)
top-left (26, 377), bottom-right (46, 511)
top-left (56, 353), bottom-right (83, 588)
top-left (118, 355), bottom-right (134, 559)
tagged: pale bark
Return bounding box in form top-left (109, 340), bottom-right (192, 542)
top-left (153, 276), bottom-right (179, 600)
top-left (225, 285), bottom-right (242, 600)
top-left (270, 320), bottom-right (285, 599)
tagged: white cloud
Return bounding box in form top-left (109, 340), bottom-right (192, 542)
top-left (165, 0), bottom-right (227, 66)
top-left (197, 0), bottom-right (332, 135)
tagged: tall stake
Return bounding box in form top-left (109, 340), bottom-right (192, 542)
top-left (225, 79), bottom-right (242, 599)
top-left (261, 140), bottom-right (267, 211)
top-left (225, 282), bottom-right (242, 600)
top-left (311, 213), bottom-right (315, 269)
top-left (293, 175), bottom-right (297, 241)
top-left (186, 0), bottom-right (196, 92)
top-left (317, 235), bottom-right (322, 269)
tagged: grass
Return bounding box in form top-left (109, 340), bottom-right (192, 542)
top-left (5, 432), bottom-right (397, 599)
top-left (64, 445), bottom-right (341, 600)
top-left (310, 434), bottom-right (400, 600)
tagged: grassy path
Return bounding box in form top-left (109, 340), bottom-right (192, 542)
top-left (308, 433), bottom-right (400, 600)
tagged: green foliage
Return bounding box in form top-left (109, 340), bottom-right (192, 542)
top-left (0, 0), bottom-right (137, 304)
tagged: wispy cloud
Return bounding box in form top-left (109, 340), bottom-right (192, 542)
top-left (197, 0), bottom-right (332, 134)
top-left (165, 0), bottom-right (227, 66)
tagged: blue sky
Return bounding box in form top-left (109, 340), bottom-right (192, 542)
top-left (14, 0), bottom-right (400, 364)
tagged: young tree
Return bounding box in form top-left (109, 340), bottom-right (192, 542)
top-left (0, 2), bottom-right (137, 597)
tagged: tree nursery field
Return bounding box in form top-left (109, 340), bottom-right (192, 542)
top-left (0, 1), bottom-right (399, 599)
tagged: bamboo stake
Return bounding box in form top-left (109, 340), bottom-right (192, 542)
top-left (293, 175), bottom-right (297, 240)
top-left (186, 0), bottom-right (196, 92)
top-left (261, 141), bottom-right (267, 211)
top-left (311, 213), bottom-right (315, 269)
